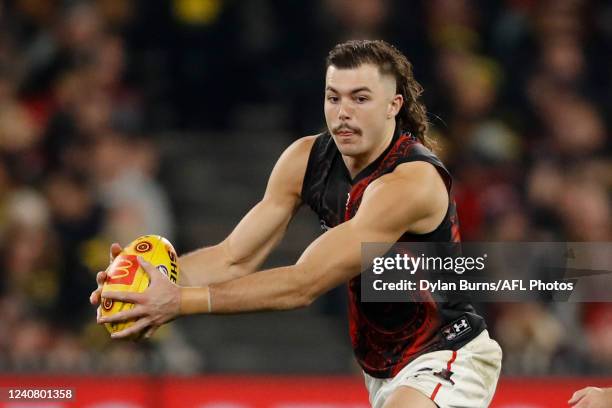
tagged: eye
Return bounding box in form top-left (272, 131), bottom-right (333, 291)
top-left (355, 95), bottom-right (368, 103)
top-left (327, 95), bottom-right (339, 103)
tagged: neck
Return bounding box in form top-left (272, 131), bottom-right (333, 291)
top-left (343, 122), bottom-right (396, 179)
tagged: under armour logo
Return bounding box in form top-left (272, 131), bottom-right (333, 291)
top-left (453, 319), bottom-right (468, 332)
top-left (442, 315), bottom-right (472, 341)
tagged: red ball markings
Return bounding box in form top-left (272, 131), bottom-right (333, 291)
top-left (135, 241), bottom-right (152, 253)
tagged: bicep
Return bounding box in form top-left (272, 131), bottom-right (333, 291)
top-left (297, 162), bottom-right (448, 299)
top-left (296, 190), bottom-right (406, 299)
top-left (223, 196), bottom-right (295, 271)
top-left (222, 136), bottom-right (315, 272)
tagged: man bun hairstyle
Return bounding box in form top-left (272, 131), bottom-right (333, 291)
top-left (326, 40), bottom-right (432, 149)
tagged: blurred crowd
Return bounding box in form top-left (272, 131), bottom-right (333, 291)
top-left (0, 0), bottom-right (610, 375)
top-left (0, 0), bottom-right (178, 373)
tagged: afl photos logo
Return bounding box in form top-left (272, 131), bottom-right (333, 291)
top-left (135, 241), bottom-right (152, 253)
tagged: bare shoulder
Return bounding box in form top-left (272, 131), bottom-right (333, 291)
top-left (387, 160), bottom-right (443, 185)
top-left (266, 135), bottom-right (319, 200)
top-left (367, 161), bottom-right (444, 196)
top-left (359, 161), bottom-right (448, 234)
top-left (292, 134), bottom-right (319, 150)
top-left (283, 135), bottom-right (318, 160)
top-left (278, 135), bottom-right (318, 176)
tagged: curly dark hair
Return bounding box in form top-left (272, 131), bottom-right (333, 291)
top-left (326, 40), bottom-right (432, 149)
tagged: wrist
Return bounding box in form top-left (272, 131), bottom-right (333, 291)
top-left (179, 286), bottom-right (211, 315)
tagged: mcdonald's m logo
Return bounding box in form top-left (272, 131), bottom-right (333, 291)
top-left (107, 255), bottom-right (139, 285)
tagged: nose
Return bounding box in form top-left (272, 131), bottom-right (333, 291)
top-left (338, 100), bottom-right (352, 121)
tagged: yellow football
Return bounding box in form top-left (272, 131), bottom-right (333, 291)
top-left (100, 235), bottom-right (179, 338)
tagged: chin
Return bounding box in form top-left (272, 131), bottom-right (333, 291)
top-left (336, 144), bottom-right (363, 157)
top-left (334, 140), bottom-right (363, 157)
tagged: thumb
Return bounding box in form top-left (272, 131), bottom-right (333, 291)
top-left (110, 243), bottom-right (123, 262)
top-left (569, 387), bottom-right (588, 405)
top-left (144, 325), bottom-right (159, 339)
top-left (138, 256), bottom-right (160, 282)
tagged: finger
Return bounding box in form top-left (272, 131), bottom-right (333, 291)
top-left (569, 388), bottom-right (589, 405)
top-left (90, 288), bottom-right (102, 305)
top-left (102, 290), bottom-right (145, 304)
top-left (91, 271), bottom-right (108, 305)
top-left (138, 256), bottom-right (161, 282)
top-left (111, 317), bottom-right (152, 339)
top-left (96, 271), bottom-right (107, 286)
top-left (110, 243), bottom-right (123, 262)
top-left (143, 325), bottom-right (159, 339)
top-left (98, 305), bottom-right (147, 324)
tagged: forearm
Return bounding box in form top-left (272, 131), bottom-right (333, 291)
top-left (179, 264), bottom-right (313, 315)
top-left (178, 210), bottom-right (368, 316)
top-left (178, 242), bottom-right (254, 286)
top-left (179, 198), bottom-right (294, 287)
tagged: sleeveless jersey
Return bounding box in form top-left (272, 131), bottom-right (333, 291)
top-left (301, 128), bottom-right (486, 378)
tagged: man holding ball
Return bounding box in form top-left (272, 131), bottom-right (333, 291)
top-left (91, 40), bottom-right (502, 408)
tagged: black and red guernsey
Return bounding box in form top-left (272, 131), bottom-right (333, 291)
top-left (301, 128), bottom-right (486, 379)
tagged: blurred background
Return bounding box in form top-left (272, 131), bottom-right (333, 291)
top-left (0, 0), bottom-right (610, 388)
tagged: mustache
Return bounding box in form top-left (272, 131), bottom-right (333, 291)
top-left (332, 124), bottom-right (361, 135)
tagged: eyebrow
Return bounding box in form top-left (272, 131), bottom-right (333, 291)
top-left (325, 86), bottom-right (373, 94)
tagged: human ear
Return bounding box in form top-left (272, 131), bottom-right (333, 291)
top-left (388, 94), bottom-right (404, 119)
